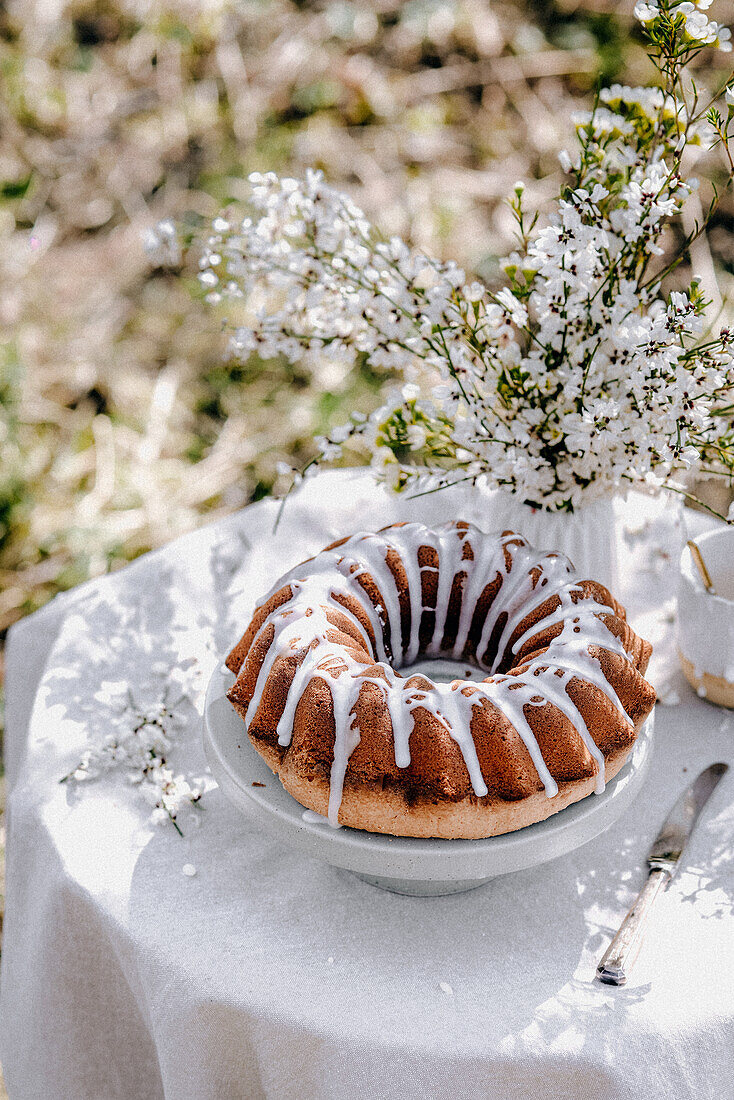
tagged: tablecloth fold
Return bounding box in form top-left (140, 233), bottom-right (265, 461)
top-left (2, 471), bottom-right (733, 1100)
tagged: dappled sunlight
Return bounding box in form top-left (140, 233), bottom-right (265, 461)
top-left (18, 539), bottom-right (235, 887)
top-left (3, 467), bottom-right (734, 1097)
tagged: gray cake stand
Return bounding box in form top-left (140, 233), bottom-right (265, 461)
top-left (203, 662), bottom-right (654, 895)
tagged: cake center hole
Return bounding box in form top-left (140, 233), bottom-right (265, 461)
top-left (404, 658), bottom-right (486, 684)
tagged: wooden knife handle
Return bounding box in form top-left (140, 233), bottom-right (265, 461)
top-left (596, 868), bottom-right (670, 986)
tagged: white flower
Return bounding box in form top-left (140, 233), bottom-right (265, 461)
top-left (406, 424), bottom-right (427, 450)
top-left (634, 0), bottom-right (732, 52)
top-left (371, 446), bottom-right (398, 471)
top-left (63, 676), bottom-right (207, 833)
top-left (683, 8), bottom-right (717, 42)
top-left (634, 2), bottom-right (659, 23)
top-left (558, 149), bottom-right (573, 173)
top-left (494, 287), bottom-right (528, 328)
top-left (195, 50), bottom-right (734, 515)
top-left (143, 220), bottom-right (181, 268)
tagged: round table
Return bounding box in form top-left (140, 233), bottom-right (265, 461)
top-left (2, 470), bottom-right (733, 1100)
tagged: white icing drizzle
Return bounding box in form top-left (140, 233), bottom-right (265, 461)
top-left (236, 522), bottom-right (642, 825)
top-left (492, 556), bottom-right (575, 665)
top-left (450, 534), bottom-right (506, 660)
top-left (467, 677), bottom-right (559, 797)
top-left (428, 527), bottom-right (460, 657)
top-left (430, 682), bottom-right (489, 797)
top-left (474, 537), bottom-right (541, 668)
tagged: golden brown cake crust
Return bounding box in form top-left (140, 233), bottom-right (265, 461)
top-left (224, 521), bottom-right (656, 839)
top-left (251, 739), bottom-right (635, 839)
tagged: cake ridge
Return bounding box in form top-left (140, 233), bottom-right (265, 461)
top-left (226, 520), bottom-right (655, 837)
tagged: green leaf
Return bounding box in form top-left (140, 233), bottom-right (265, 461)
top-left (1, 176), bottom-right (32, 200)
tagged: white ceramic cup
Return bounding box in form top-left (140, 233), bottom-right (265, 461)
top-left (677, 528), bottom-right (734, 708)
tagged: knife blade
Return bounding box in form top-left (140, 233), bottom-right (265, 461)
top-left (596, 761), bottom-right (728, 986)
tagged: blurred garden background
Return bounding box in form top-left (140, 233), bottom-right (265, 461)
top-left (1, 0), bottom-right (733, 1062)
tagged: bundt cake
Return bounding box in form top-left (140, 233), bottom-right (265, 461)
top-left (225, 522), bottom-right (655, 839)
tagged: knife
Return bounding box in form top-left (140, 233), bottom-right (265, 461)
top-left (596, 761), bottom-right (728, 986)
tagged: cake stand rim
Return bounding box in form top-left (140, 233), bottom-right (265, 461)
top-left (203, 662), bottom-right (654, 883)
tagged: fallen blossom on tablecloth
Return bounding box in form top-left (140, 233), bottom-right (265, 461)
top-left (61, 663), bottom-right (208, 835)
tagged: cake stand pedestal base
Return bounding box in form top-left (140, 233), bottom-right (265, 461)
top-left (204, 663), bottom-right (655, 895)
top-left (349, 871), bottom-right (491, 895)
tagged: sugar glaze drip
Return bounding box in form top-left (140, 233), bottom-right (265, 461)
top-left (240, 523), bottom-right (636, 826)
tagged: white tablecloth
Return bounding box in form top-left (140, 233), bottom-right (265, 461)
top-left (2, 470), bottom-right (733, 1100)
